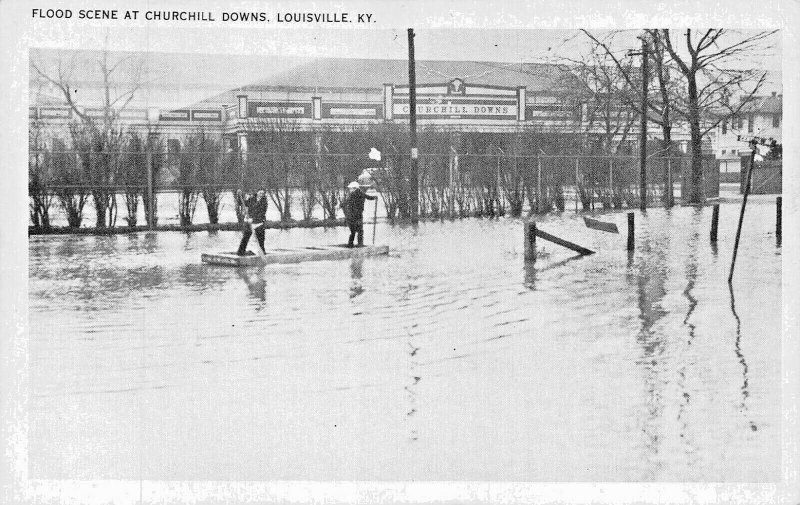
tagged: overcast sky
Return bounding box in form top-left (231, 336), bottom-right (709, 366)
top-left (31, 28), bottom-right (782, 107)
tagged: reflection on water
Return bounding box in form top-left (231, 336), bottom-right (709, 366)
top-left (349, 258), bottom-right (364, 299)
top-left (730, 282), bottom-right (757, 433)
top-left (28, 204), bottom-right (782, 481)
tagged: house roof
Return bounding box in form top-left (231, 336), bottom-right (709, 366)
top-left (740, 93), bottom-right (782, 114)
top-left (194, 58), bottom-right (583, 106)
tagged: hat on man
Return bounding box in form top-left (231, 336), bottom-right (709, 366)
top-left (348, 181), bottom-right (360, 189)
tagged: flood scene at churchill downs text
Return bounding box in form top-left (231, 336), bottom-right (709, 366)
top-left (26, 28), bottom-right (783, 483)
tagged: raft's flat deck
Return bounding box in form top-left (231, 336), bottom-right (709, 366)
top-left (201, 244), bottom-right (389, 266)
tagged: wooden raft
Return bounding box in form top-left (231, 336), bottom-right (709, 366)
top-left (201, 244), bottom-right (389, 266)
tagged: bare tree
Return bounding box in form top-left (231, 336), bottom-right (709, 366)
top-left (31, 42), bottom-right (145, 227)
top-left (578, 30), bottom-right (683, 206)
top-left (655, 29), bottom-right (776, 203)
top-left (31, 44), bottom-right (144, 132)
top-left (579, 29), bottom-right (776, 203)
top-left (560, 41), bottom-right (638, 156)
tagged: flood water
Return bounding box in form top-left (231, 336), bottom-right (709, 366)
top-left (28, 201), bottom-right (782, 482)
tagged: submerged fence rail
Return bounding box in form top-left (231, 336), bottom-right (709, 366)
top-left (29, 148), bottom-right (704, 230)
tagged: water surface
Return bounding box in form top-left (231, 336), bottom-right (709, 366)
top-left (29, 203), bottom-right (782, 481)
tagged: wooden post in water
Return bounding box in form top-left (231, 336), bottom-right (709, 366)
top-left (627, 212), bottom-right (635, 251)
top-left (776, 196), bottom-right (782, 244)
top-left (524, 221), bottom-right (537, 261)
top-left (710, 204), bottom-right (719, 242)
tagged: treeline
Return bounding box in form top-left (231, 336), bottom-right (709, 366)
top-left (29, 120), bottom-right (683, 231)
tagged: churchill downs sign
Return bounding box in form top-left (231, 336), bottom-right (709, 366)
top-left (391, 79), bottom-right (520, 120)
top-left (393, 97), bottom-right (517, 120)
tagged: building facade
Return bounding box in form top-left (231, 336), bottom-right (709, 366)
top-left (30, 54), bottom-right (731, 161)
top-left (713, 92), bottom-right (783, 172)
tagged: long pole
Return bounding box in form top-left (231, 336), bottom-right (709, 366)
top-left (728, 142), bottom-right (757, 283)
top-left (408, 28), bottom-right (419, 224)
top-left (639, 36), bottom-right (649, 212)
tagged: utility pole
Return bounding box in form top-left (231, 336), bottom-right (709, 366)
top-left (629, 35), bottom-right (650, 211)
top-left (639, 36), bottom-right (649, 211)
top-left (408, 28), bottom-right (419, 223)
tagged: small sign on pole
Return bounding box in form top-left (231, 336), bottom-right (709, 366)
top-left (583, 216), bottom-right (619, 234)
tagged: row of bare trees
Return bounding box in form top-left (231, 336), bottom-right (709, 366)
top-left (30, 119), bottom-right (691, 230)
top-left (29, 121), bottom-right (164, 230)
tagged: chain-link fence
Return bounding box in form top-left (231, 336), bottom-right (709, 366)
top-left (30, 147), bottom-right (710, 231)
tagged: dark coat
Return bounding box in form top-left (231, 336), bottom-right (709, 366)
top-left (344, 189), bottom-right (377, 222)
top-left (245, 195), bottom-right (268, 223)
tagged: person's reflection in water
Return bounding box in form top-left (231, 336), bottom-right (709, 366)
top-left (142, 232), bottom-right (159, 254)
top-left (349, 258), bottom-right (365, 299)
top-left (729, 282), bottom-right (757, 432)
top-left (236, 266), bottom-right (267, 306)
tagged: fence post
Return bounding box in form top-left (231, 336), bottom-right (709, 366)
top-left (627, 212), bottom-right (635, 251)
top-left (146, 147), bottom-right (154, 230)
top-left (524, 221), bottom-right (536, 261)
top-left (777, 196), bottom-right (782, 245)
top-left (710, 204), bottom-right (719, 242)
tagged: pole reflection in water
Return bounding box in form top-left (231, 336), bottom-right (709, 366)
top-left (236, 266), bottom-right (267, 303)
top-left (729, 282), bottom-right (757, 432)
top-left (406, 335), bottom-right (421, 442)
top-left (677, 226), bottom-right (700, 471)
top-left (522, 255), bottom-right (587, 291)
top-left (631, 231), bottom-right (670, 481)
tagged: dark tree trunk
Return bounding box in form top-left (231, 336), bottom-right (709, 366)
top-left (686, 73), bottom-right (704, 204)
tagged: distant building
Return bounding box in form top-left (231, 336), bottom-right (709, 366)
top-left (29, 50), bottom-right (734, 160)
top-left (713, 92), bottom-right (783, 172)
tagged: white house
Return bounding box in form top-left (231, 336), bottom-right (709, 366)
top-left (713, 92), bottom-right (783, 172)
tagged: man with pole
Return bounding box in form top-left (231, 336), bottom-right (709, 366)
top-left (343, 181), bottom-right (377, 248)
top-left (344, 168), bottom-right (378, 248)
top-left (236, 189), bottom-right (268, 257)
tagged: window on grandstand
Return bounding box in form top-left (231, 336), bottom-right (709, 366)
top-left (747, 114), bottom-right (754, 133)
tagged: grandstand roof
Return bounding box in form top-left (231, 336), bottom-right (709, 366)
top-left (195, 58), bottom-right (582, 105)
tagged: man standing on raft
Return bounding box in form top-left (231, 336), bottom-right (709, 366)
top-left (343, 181), bottom-right (377, 248)
top-left (237, 189), bottom-right (268, 256)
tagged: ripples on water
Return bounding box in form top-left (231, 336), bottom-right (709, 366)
top-left (28, 204), bottom-right (781, 481)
